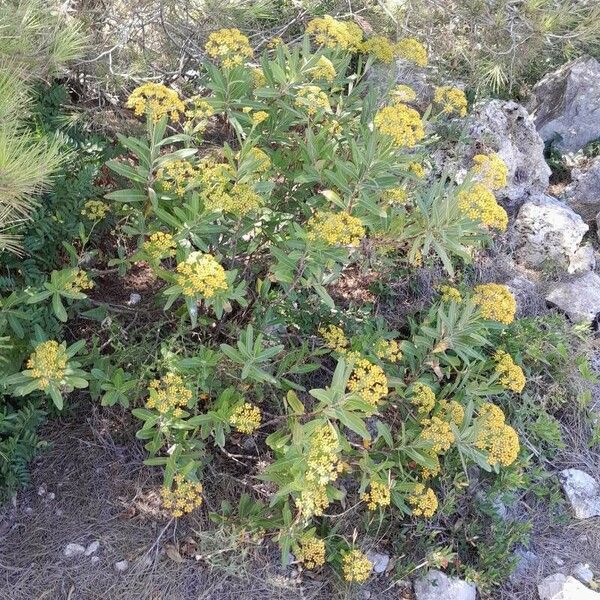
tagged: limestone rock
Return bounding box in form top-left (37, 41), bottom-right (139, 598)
top-left (366, 550), bottom-right (390, 574)
top-left (513, 195), bottom-right (589, 271)
top-left (509, 548), bottom-right (540, 583)
top-left (530, 57), bottom-right (600, 153)
top-left (114, 559), bottom-right (129, 572)
top-left (538, 573), bottom-right (600, 600)
top-left (559, 468), bottom-right (600, 519)
top-left (573, 563), bottom-right (594, 585)
top-left (546, 273), bottom-right (600, 325)
top-left (85, 541), bottom-right (100, 556)
top-left (414, 569), bottom-right (476, 600)
top-left (64, 543), bottom-right (86, 558)
top-left (465, 100), bottom-right (551, 203)
top-left (564, 157), bottom-right (600, 222)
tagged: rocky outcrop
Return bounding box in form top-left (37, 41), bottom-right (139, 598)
top-left (465, 100), bottom-right (551, 204)
top-left (546, 273), bottom-right (600, 325)
top-left (538, 573), bottom-right (600, 600)
top-left (563, 157), bottom-right (600, 222)
top-left (559, 468), bottom-right (600, 519)
top-left (413, 570), bottom-right (476, 600)
top-left (530, 57), bottom-right (600, 153)
top-left (512, 195), bottom-right (591, 273)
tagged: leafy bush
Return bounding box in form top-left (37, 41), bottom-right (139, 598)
top-left (1, 18), bottom-right (536, 584)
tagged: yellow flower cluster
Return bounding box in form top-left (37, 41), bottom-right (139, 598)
top-left (362, 481), bottom-right (391, 510)
top-left (65, 269), bottom-right (94, 294)
top-left (26, 341), bottom-right (67, 390)
top-left (361, 36), bottom-right (396, 63)
top-left (319, 324), bottom-right (349, 353)
top-left (439, 284), bottom-right (462, 303)
top-left (374, 103), bottom-right (425, 148)
top-left (251, 67), bottom-right (267, 87)
top-left (229, 402), bottom-right (262, 434)
top-left (434, 86), bottom-right (468, 117)
top-left (409, 161), bottom-right (425, 178)
top-left (205, 182), bottom-right (263, 215)
top-left (391, 84), bottom-right (417, 104)
top-left (175, 253), bottom-right (228, 298)
top-left (204, 28), bottom-right (253, 68)
top-left (81, 200), bottom-right (109, 220)
top-left (420, 416), bottom-right (455, 453)
top-left (457, 183), bottom-right (508, 231)
top-left (295, 535), bottom-right (326, 569)
top-left (494, 350), bottom-right (526, 393)
top-left (421, 454), bottom-right (441, 480)
top-left (245, 147), bottom-right (271, 172)
top-left (473, 284), bottom-right (516, 325)
top-left (411, 382), bottom-right (436, 415)
top-left (294, 85), bottom-right (331, 116)
top-left (143, 231), bottom-right (177, 261)
top-left (475, 403), bottom-right (520, 466)
top-left (297, 425), bottom-right (341, 517)
top-left (311, 56), bottom-right (336, 82)
top-left (347, 358), bottom-right (388, 406)
top-left (374, 339), bottom-right (402, 363)
top-left (471, 154), bottom-right (508, 190)
top-left (306, 15), bottom-right (363, 51)
top-left (146, 373), bottom-right (192, 416)
top-left (160, 474), bottom-right (203, 517)
top-left (157, 159), bottom-right (197, 197)
top-left (396, 38), bottom-right (428, 67)
top-left (252, 111), bottom-right (269, 125)
top-left (408, 484), bottom-right (438, 517)
top-left (307, 211), bottom-right (365, 247)
top-left (342, 549), bottom-right (373, 583)
top-left (383, 187), bottom-right (409, 206)
top-left (439, 399), bottom-right (465, 425)
top-left (126, 83), bottom-right (185, 123)
top-left (185, 97), bottom-right (215, 122)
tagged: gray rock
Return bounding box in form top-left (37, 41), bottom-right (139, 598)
top-left (530, 57), bottom-right (600, 153)
top-left (90, 556), bottom-right (101, 565)
top-left (513, 195), bottom-right (589, 271)
top-left (538, 573), bottom-right (600, 600)
top-left (414, 569), bottom-right (476, 600)
top-left (366, 550), bottom-right (390, 574)
top-left (85, 541), bottom-right (100, 556)
top-left (546, 272), bottom-right (600, 325)
top-left (564, 157), bottom-right (600, 222)
top-left (114, 559), bottom-right (129, 572)
top-left (559, 468), bottom-right (600, 519)
top-left (509, 548), bottom-right (540, 583)
top-left (128, 293), bottom-right (142, 306)
top-left (465, 100), bottom-right (551, 203)
top-left (64, 543), bottom-right (86, 558)
top-left (573, 563), bottom-right (594, 585)
top-left (568, 244), bottom-right (596, 275)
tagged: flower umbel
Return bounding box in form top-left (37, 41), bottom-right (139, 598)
top-left (295, 535), bottom-right (326, 569)
top-left (347, 358), bottom-right (388, 406)
top-left (411, 382), bottom-right (436, 415)
top-left (342, 549), bottom-right (373, 583)
top-left (126, 83), bottom-right (185, 123)
top-left (205, 28), bottom-right (253, 68)
top-left (319, 324), bottom-right (349, 353)
top-left (471, 154), bottom-right (508, 190)
top-left (457, 183), bottom-right (508, 230)
top-left (229, 402), bottom-right (262, 434)
top-left (374, 103), bottom-right (424, 147)
top-left (433, 86), bottom-right (468, 117)
top-left (475, 403), bottom-right (520, 466)
top-left (175, 252), bottom-right (228, 299)
top-left (439, 284), bottom-right (462, 303)
top-left (408, 484), bottom-right (438, 517)
top-left (161, 474), bottom-right (203, 518)
top-left (306, 15), bottom-right (363, 51)
top-left (307, 211), bottom-right (365, 246)
top-left (494, 350), bottom-right (526, 393)
top-left (395, 38), bottom-right (428, 67)
top-left (26, 341), bottom-right (68, 390)
top-left (146, 373), bottom-right (192, 416)
top-left (473, 284), bottom-right (516, 325)
top-left (81, 200), bottom-right (109, 220)
top-left (362, 480), bottom-right (391, 510)
top-left (143, 232), bottom-right (177, 261)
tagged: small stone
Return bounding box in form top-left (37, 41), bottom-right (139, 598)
top-left (553, 556), bottom-right (565, 566)
top-left (37, 485), bottom-right (46, 496)
top-left (47, 492), bottom-right (55, 501)
top-left (85, 541), bottom-right (100, 556)
top-left (546, 273), bottom-right (600, 325)
top-left (559, 468), bottom-right (600, 519)
top-left (366, 550), bottom-right (390, 574)
top-left (564, 157), bottom-right (600, 222)
top-left (538, 573), bottom-right (600, 600)
top-left (414, 569), bottom-right (476, 600)
top-left (510, 548), bottom-right (539, 583)
top-left (64, 543), bottom-right (86, 558)
top-left (24, 507), bottom-right (33, 515)
top-left (573, 563), bottom-right (595, 585)
top-left (90, 556), bottom-right (101, 565)
top-left (128, 293), bottom-right (142, 306)
top-left (114, 560), bottom-right (129, 572)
